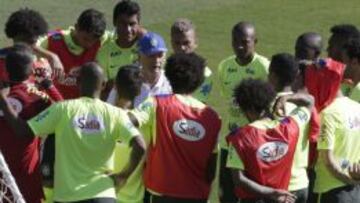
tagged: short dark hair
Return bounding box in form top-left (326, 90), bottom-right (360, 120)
top-left (113, 0), bottom-right (141, 23)
top-left (76, 9), bottom-right (106, 38)
top-left (79, 62), bottom-right (105, 93)
top-left (232, 21), bottom-right (255, 36)
top-left (296, 32), bottom-right (323, 54)
top-left (270, 53), bottom-right (299, 88)
top-left (171, 18), bottom-right (195, 35)
top-left (115, 65), bottom-right (142, 100)
top-left (234, 79), bottom-right (276, 114)
top-left (344, 37), bottom-right (360, 61)
top-left (330, 24), bottom-right (360, 39)
top-left (5, 8), bottom-right (48, 40)
top-left (165, 53), bottom-right (206, 94)
top-left (5, 43), bottom-right (34, 82)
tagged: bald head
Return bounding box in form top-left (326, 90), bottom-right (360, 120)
top-left (295, 32), bottom-right (323, 60)
top-left (79, 62), bottom-right (105, 97)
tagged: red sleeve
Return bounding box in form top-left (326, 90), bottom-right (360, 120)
top-left (0, 59), bottom-right (8, 82)
top-left (44, 85), bottom-right (64, 102)
top-left (308, 107), bottom-right (320, 168)
top-left (308, 107), bottom-right (320, 143)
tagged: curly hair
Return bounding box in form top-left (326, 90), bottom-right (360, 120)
top-left (5, 43), bottom-right (34, 82)
top-left (233, 79), bottom-right (276, 114)
top-left (269, 53), bottom-right (299, 88)
top-left (76, 9), bottom-right (106, 38)
top-left (5, 8), bottom-right (48, 41)
top-left (165, 53), bottom-right (206, 94)
top-left (113, 0), bottom-right (141, 23)
top-left (115, 65), bottom-right (142, 100)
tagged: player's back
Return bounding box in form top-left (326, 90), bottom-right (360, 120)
top-left (144, 94), bottom-right (221, 199)
top-left (227, 110), bottom-right (308, 199)
top-left (44, 97), bottom-right (134, 201)
top-left (315, 96), bottom-right (360, 193)
top-left (0, 82), bottom-right (51, 203)
top-left (53, 97), bottom-right (126, 170)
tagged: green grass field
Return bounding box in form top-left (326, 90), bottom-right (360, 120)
top-left (1, 0), bottom-right (360, 202)
top-left (1, 0), bottom-right (360, 115)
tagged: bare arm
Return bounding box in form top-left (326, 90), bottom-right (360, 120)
top-left (112, 135), bottom-right (146, 188)
top-left (231, 169), bottom-right (296, 202)
top-left (0, 92), bottom-right (34, 138)
top-left (127, 112), bottom-right (139, 128)
top-left (319, 150), bottom-right (358, 185)
top-left (32, 46), bottom-right (64, 79)
top-left (274, 91), bottom-right (314, 116)
top-left (349, 163), bottom-right (360, 180)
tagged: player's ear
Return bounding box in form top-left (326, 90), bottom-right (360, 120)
top-left (254, 37), bottom-right (258, 44)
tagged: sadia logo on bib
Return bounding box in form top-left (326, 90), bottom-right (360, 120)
top-left (73, 114), bottom-right (104, 134)
top-left (173, 119), bottom-right (205, 141)
top-left (257, 141), bottom-right (288, 162)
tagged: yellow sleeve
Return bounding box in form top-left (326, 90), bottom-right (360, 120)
top-left (95, 44), bottom-right (110, 80)
top-left (289, 107), bottom-right (311, 128)
top-left (131, 97), bottom-right (156, 127)
top-left (317, 112), bottom-right (338, 150)
top-left (217, 60), bottom-right (227, 97)
top-left (37, 35), bottom-right (49, 49)
top-left (28, 103), bottom-right (61, 137)
top-left (131, 97), bottom-right (157, 145)
top-left (113, 109), bottom-right (141, 145)
top-left (193, 67), bottom-right (213, 103)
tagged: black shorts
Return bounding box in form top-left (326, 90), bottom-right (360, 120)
top-left (317, 185), bottom-right (360, 203)
top-left (55, 197), bottom-right (116, 203)
top-left (291, 188), bottom-right (308, 203)
top-left (149, 193), bottom-right (207, 203)
top-left (41, 134), bottom-right (55, 187)
top-left (306, 168), bottom-right (316, 203)
top-left (240, 198), bottom-right (277, 203)
top-left (219, 149), bottom-right (237, 203)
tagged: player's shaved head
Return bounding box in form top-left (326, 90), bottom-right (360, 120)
top-left (79, 62), bottom-right (105, 97)
top-left (232, 21), bottom-right (255, 36)
top-left (295, 32), bottom-right (323, 60)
